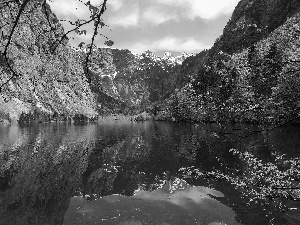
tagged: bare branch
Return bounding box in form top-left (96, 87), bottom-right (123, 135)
top-left (42, 1), bottom-right (56, 32)
top-left (84, 0), bottom-right (108, 83)
top-left (0, 0), bottom-right (30, 92)
top-left (50, 14), bottom-right (98, 52)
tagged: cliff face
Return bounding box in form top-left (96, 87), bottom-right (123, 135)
top-left (85, 48), bottom-right (193, 114)
top-left (0, 1), bottom-right (193, 122)
top-left (0, 2), bottom-right (97, 123)
top-left (7, 0), bottom-right (296, 123)
top-left (210, 0), bottom-right (300, 55)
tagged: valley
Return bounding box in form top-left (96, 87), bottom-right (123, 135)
top-left (1, 0), bottom-right (300, 224)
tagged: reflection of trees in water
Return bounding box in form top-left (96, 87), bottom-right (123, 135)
top-left (0, 125), bottom-right (100, 225)
top-left (0, 123), bottom-right (240, 225)
top-left (103, 125), bottom-right (244, 195)
top-left (1, 122), bottom-right (299, 224)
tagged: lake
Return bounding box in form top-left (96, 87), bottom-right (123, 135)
top-left (0, 121), bottom-right (299, 225)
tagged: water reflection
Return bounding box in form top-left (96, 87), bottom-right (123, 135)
top-left (64, 179), bottom-right (240, 225)
top-left (0, 121), bottom-right (299, 225)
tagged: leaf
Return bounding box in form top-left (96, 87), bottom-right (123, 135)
top-left (89, 5), bottom-right (98, 16)
top-left (104, 40), bottom-right (114, 46)
top-left (75, 19), bottom-right (80, 26)
top-left (78, 42), bottom-right (85, 48)
top-left (80, 30), bottom-right (87, 35)
top-left (99, 21), bottom-right (105, 27)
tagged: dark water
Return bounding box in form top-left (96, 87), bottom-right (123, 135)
top-left (0, 121), bottom-right (299, 225)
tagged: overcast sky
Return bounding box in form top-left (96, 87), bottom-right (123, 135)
top-left (48, 0), bottom-right (240, 56)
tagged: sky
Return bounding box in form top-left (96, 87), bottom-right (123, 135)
top-left (47, 0), bottom-right (240, 56)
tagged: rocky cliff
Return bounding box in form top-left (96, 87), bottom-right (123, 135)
top-left (0, 1), bottom-right (97, 123)
top-left (84, 48), bottom-right (194, 114)
top-left (4, 0), bottom-right (297, 124)
top-left (0, 1), bottom-right (192, 123)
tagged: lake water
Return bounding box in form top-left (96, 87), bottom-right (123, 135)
top-left (0, 121), bottom-right (299, 225)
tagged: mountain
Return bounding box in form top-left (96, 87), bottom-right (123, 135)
top-left (0, 1), bottom-right (98, 123)
top-left (210, 0), bottom-right (300, 56)
top-left (167, 0), bottom-right (300, 123)
top-left (2, 0), bottom-right (299, 124)
top-left (181, 0), bottom-right (300, 70)
top-left (0, 1), bottom-right (192, 123)
top-left (83, 48), bottom-right (193, 114)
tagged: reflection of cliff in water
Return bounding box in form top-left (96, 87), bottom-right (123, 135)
top-left (65, 179), bottom-right (241, 225)
top-left (0, 122), bottom-right (230, 224)
top-left (1, 122), bottom-right (299, 224)
top-left (0, 124), bottom-right (101, 225)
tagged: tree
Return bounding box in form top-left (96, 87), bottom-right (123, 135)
top-left (248, 43), bottom-right (283, 98)
top-left (261, 43), bottom-right (283, 96)
top-left (248, 44), bottom-right (265, 98)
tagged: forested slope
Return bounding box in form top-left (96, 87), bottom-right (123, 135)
top-left (166, 0), bottom-right (300, 124)
top-left (210, 0), bottom-right (300, 55)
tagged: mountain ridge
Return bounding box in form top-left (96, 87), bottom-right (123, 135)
top-left (1, 0), bottom-right (300, 124)
top-left (166, 0), bottom-right (300, 123)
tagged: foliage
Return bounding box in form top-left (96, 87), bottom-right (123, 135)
top-left (209, 0), bottom-right (300, 55)
top-left (229, 149), bottom-right (300, 205)
top-left (169, 9), bottom-right (300, 124)
top-left (181, 148), bottom-right (300, 212)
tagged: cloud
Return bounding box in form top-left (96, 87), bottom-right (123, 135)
top-left (106, 0), bottom-right (238, 28)
top-left (123, 37), bottom-right (211, 53)
top-left (47, 0), bottom-right (236, 55)
top-left (89, 0), bottom-right (105, 6)
top-left (153, 36), bottom-right (211, 52)
top-left (48, 0), bottom-right (239, 28)
top-left (47, 0), bottom-right (106, 18)
top-left (107, 4), bottom-right (139, 28)
top-left (48, 0), bottom-right (122, 21)
top-left (189, 0), bottom-right (240, 19)
top-left (142, 6), bottom-right (177, 25)
top-left (47, 0), bottom-right (88, 18)
top-left (156, 0), bottom-right (239, 20)
top-left (107, 0), bottom-right (123, 11)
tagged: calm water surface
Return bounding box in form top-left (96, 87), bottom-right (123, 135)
top-left (0, 121), bottom-right (299, 225)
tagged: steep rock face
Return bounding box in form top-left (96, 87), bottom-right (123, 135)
top-left (0, 2), bottom-right (97, 122)
top-left (0, 2), bottom-right (194, 121)
top-left (210, 0), bottom-right (300, 55)
top-left (85, 48), bottom-right (193, 113)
